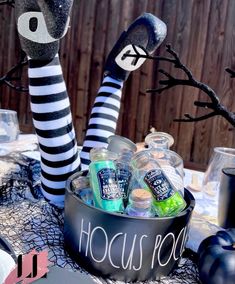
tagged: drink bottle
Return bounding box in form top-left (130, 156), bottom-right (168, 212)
top-left (89, 148), bottom-right (124, 212)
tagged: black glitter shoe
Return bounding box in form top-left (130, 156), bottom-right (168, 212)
top-left (104, 13), bottom-right (167, 81)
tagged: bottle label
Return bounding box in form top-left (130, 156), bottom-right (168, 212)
top-left (97, 168), bottom-right (121, 200)
top-left (117, 168), bottom-right (132, 199)
top-left (144, 169), bottom-right (175, 201)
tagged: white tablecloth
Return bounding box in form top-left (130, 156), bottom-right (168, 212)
top-left (183, 168), bottom-right (221, 252)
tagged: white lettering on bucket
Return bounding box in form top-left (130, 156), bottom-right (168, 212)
top-left (78, 218), bottom-right (188, 271)
top-left (173, 227), bottom-right (187, 260)
top-left (79, 218), bottom-right (91, 256)
top-left (90, 226), bottom-right (108, 263)
top-left (121, 234), bottom-right (137, 270)
top-left (151, 235), bottom-right (162, 269)
top-left (158, 233), bottom-right (175, 267)
top-left (108, 232), bottom-right (123, 269)
top-left (133, 235), bottom-right (148, 271)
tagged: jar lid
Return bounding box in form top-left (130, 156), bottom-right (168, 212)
top-left (107, 135), bottom-right (137, 154)
top-left (89, 147), bottom-right (118, 161)
top-left (130, 189), bottom-right (152, 209)
top-left (72, 176), bottom-right (90, 190)
top-left (145, 132), bottom-right (174, 149)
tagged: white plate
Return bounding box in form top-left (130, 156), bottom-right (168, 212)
top-left (0, 249), bottom-right (15, 283)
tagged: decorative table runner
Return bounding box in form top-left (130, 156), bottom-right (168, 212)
top-left (0, 136), bottom-right (200, 283)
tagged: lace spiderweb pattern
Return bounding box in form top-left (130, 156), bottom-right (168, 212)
top-left (0, 153), bottom-right (80, 270)
top-left (0, 153), bottom-right (200, 283)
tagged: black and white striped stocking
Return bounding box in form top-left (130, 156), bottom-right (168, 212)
top-left (28, 54), bottom-right (80, 206)
top-left (80, 76), bottom-right (123, 170)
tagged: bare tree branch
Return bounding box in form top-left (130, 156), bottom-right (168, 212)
top-left (0, 0), bottom-right (14, 7)
top-left (146, 44), bottom-right (220, 104)
top-left (225, 67), bottom-right (235, 78)
top-left (0, 3), bottom-right (29, 92)
top-left (125, 44), bottom-right (235, 127)
top-left (173, 112), bottom-right (218, 122)
top-left (0, 53), bottom-right (28, 92)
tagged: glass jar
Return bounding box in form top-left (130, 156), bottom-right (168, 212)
top-left (145, 132), bottom-right (174, 150)
top-left (72, 173), bottom-right (94, 206)
top-left (144, 132), bottom-right (183, 192)
top-left (131, 149), bottom-right (186, 217)
top-left (155, 149), bottom-right (184, 193)
top-left (115, 149), bottom-right (134, 205)
top-left (89, 147), bottom-right (124, 213)
top-left (107, 135), bottom-right (137, 153)
top-left (107, 135), bottom-right (137, 205)
top-left (125, 188), bottom-right (155, 217)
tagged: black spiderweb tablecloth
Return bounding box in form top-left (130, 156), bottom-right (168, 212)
top-left (0, 153), bottom-right (200, 284)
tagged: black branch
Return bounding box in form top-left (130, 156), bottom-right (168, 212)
top-left (125, 44), bottom-right (235, 127)
top-left (0, 3), bottom-right (28, 92)
top-left (225, 67), bottom-right (235, 78)
top-left (0, 54), bottom-right (28, 92)
top-left (0, 0), bottom-right (14, 7)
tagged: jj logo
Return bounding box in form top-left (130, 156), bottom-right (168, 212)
top-left (17, 254), bottom-right (47, 279)
top-left (4, 250), bottom-right (49, 284)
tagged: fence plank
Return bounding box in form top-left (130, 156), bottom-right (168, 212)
top-left (163, 0), bottom-right (194, 154)
top-left (0, 0), bottom-right (235, 168)
top-left (177, 0), bottom-right (212, 162)
top-left (209, 0), bottom-right (235, 152)
top-left (192, 0), bottom-right (229, 165)
top-left (150, 0), bottom-right (178, 134)
top-left (74, 0), bottom-right (96, 144)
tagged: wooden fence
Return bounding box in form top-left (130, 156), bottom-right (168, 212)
top-left (0, 0), bottom-right (235, 169)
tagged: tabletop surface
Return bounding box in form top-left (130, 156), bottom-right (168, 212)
top-left (0, 135), bottom-right (214, 284)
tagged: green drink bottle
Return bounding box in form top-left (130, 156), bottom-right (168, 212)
top-left (131, 149), bottom-right (186, 217)
top-left (89, 148), bottom-right (124, 213)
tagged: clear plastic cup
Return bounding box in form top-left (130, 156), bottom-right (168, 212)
top-left (202, 147), bottom-right (235, 207)
top-left (0, 109), bottom-right (19, 143)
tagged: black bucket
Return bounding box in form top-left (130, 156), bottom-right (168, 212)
top-left (64, 172), bottom-right (195, 282)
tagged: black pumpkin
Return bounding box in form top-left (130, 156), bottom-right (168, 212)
top-left (198, 228), bottom-right (235, 284)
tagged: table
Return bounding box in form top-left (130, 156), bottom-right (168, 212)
top-left (0, 135), bottom-right (203, 283)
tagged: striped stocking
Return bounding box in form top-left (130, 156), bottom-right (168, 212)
top-left (80, 76), bottom-right (123, 170)
top-left (28, 54), bottom-right (81, 206)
